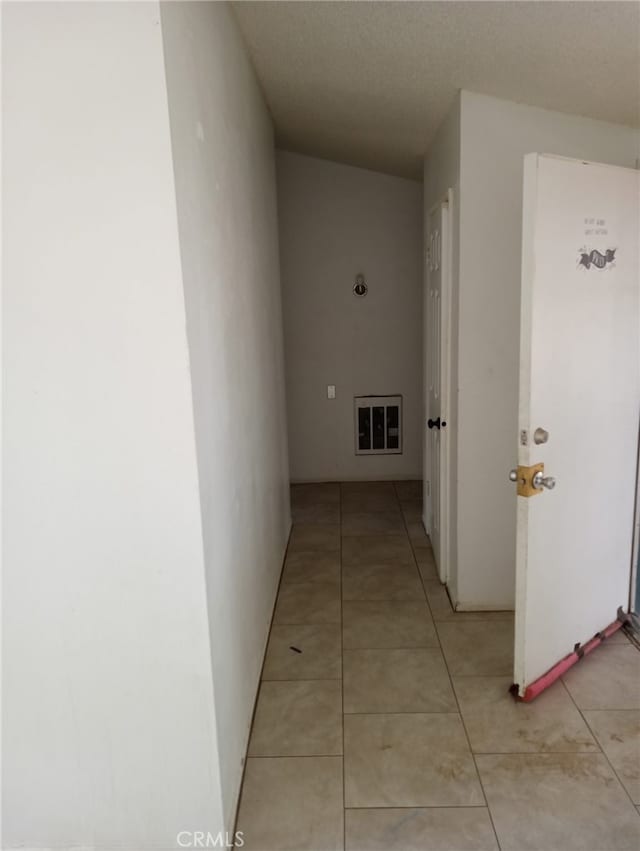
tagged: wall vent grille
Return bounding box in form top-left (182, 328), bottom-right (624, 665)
top-left (354, 395), bottom-right (403, 455)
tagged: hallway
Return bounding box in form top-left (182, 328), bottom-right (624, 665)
top-left (235, 481), bottom-right (640, 850)
top-left (4, 4), bottom-right (640, 847)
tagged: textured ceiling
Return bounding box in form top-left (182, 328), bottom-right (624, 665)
top-left (231, 1), bottom-right (640, 179)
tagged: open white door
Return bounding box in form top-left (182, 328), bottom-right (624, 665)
top-left (424, 194), bottom-right (452, 583)
top-left (514, 154), bottom-right (639, 696)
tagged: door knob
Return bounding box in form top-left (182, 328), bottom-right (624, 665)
top-left (428, 417), bottom-right (447, 430)
top-left (532, 471), bottom-right (556, 490)
top-left (510, 464), bottom-right (555, 496)
top-left (509, 468), bottom-right (556, 489)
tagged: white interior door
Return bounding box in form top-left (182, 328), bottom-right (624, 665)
top-left (424, 196), bottom-right (451, 583)
top-left (514, 154), bottom-right (639, 695)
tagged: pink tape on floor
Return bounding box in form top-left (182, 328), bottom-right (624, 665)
top-left (517, 618), bottom-right (624, 703)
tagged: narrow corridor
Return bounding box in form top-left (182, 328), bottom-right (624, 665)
top-left (235, 481), bottom-right (640, 850)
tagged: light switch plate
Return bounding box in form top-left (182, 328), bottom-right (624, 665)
top-left (327, 385), bottom-right (336, 399)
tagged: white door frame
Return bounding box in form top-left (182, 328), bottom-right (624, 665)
top-left (630, 425), bottom-right (640, 614)
top-left (423, 188), bottom-right (454, 584)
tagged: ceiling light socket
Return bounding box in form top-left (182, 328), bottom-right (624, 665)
top-left (353, 274), bottom-right (367, 297)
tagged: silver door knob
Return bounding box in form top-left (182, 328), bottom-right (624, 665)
top-left (509, 469), bottom-right (518, 482)
top-left (532, 471), bottom-right (556, 490)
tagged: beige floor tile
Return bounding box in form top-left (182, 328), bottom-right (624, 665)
top-left (608, 629), bottom-right (633, 644)
top-left (342, 563), bottom-right (424, 601)
top-left (412, 543), bottom-right (436, 568)
top-left (424, 581), bottom-right (459, 620)
top-left (454, 677), bottom-right (598, 753)
top-left (274, 579), bottom-right (341, 625)
top-left (343, 601), bottom-right (439, 649)
top-left (562, 644), bottom-right (640, 710)
top-left (249, 680), bottom-right (342, 756)
top-left (394, 480), bottom-right (423, 501)
top-left (406, 520), bottom-right (428, 542)
top-left (291, 482), bottom-right (341, 506)
top-left (424, 580), bottom-right (514, 623)
top-left (237, 756), bottom-right (344, 851)
top-left (400, 499), bottom-right (423, 520)
top-left (344, 648), bottom-right (456, 713)
top-left (243, 481), bottom-right (640, 851)
top-left (342, 535), bottom-right (414, 566)
top-left (342, 512), bottom-right (406, 537)
top-left (411, 536), bottom-right (433, 552)
top-left (584, 710), bottom-right (640, 803)
top-left (344, 713), bottom-right (484, 807)
top-left (437, 620), bottom-right (514, 676)
top-left (476, 752), bottom-right (640, 851)
top-left (345, 807), bottom-right (498, 851)
top-left (418, 560), bottom-right (439, 583)
top-left (424, 579), bottom-right (456, 623)
top-left (342, 490), bottom-right (400, 513)
top-left (281, 551), bottom-right (341, 584)
top-left (291, 502), bottom-right (341, 525)
top-left (289, 523), bottom-right (341, 552)
top-left (263, 624), bottom-right (341, 681)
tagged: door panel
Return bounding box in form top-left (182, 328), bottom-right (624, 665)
top-left (425, 200), bottom-right (449, 581)
top-left (514, 154), bottom-right (639, 694)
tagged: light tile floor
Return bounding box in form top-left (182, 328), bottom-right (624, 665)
top-left (236, 481), bottom-right (640, 850)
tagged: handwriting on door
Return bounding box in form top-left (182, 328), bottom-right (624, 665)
top-left (578, 217), bottom-right (616, 270)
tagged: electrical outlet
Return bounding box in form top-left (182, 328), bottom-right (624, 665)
top-left (327, 385), bottom-right (336, 399)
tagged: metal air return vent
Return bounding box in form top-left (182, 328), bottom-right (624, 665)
top-left (354, 395), bottom-right (402, 455)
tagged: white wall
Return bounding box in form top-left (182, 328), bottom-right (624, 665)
top-left (423, 94), bottom-right (461, 598)
top-left (160, 1), bottom-right (291, 832)
top-left (278, 151), bottom-right (423, 482)
top-left (3, 3), bottom-right (223, 848)
top-left (454, 91), bottom-right (639, 609)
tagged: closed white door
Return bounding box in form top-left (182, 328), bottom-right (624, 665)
top-left (424, 198), bottom-right (450, 581)
top-left (514, 154), bottom-right (639, 695)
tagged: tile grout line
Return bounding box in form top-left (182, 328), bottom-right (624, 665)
top-left (262, 677), bottom-right (342, 682)
top-left (558, 706), bottom-right (640, 713)
top-left (396, 488), bottom-right (430, 600)
top-left (343, 644), bottom-right (442, 651)
top-left (408, 487), bottom-right (503, 851)
top-left (238, 485), bottom-right (638, 848)
top-left (398, 483), bottom-right (502, 845)
top-left (247, 753), bottom-right (344, 760)
top-left (344, 803), bottom-right (490, 810)
top-left (435, 646), bottom-right (503, 851)
top-left (231, 517), bottom-right (296, 845)
top-left (241, 745), bottom-right (627, 759)
top-left (559, 676), bottom-right (640, 812)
